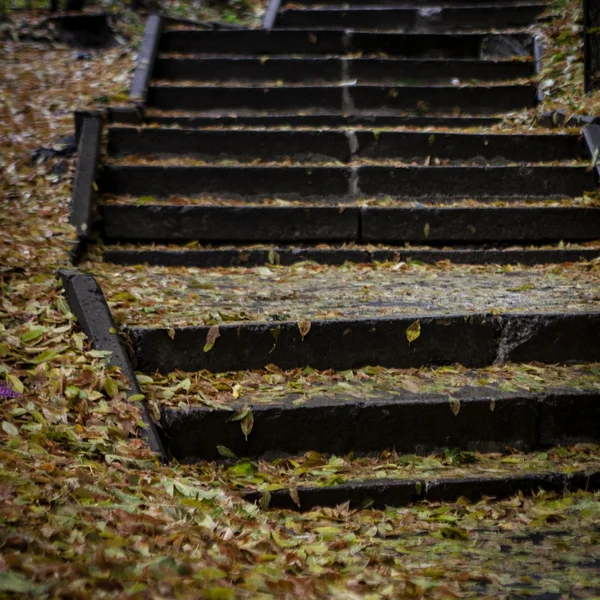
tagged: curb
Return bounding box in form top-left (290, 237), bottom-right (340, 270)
top-left (69, 111), bottom-right (103, 265)
top-left (130, 14), bottom-right (163, 104)
top-left (583, 124), bottom-right (600, 179)
top-left (263, 0), bottom-right (281, 29)
top-left (57, 269), bottom-right (168, 462)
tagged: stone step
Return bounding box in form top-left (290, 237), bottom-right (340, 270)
top-left (96, 258), bottom-right (600, 328)
top-left (245, 469), bottom-right (600, 511)
top-left (146, 83), bottom-right (537, 114)
top-left (99, 204), bottom-right (600, 244)
top-left (127, 312), bottom-right (600, 374)
top-left (153, 56), bottom-right (534, 83)
top-left (107, 128), bottom-right (586, 163)
top-left (158, 29), bottom-right (533, 59)
top-left (157, 382), bottom-right (600, 462)
top-left (156, 83), bottom-right (535, 114)
top-left (275, 4), bottom-right (547, 30)
top-left (102, 242), bottom-right (600, 267)
top-left (98, 164), bottom-right (595, 199)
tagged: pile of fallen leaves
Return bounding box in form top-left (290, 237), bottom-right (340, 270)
top-left (1, 1), bottom-right (600, 597)
top-left (538, 0), bottom-right (600, 115)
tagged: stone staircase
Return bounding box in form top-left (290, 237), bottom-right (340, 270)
top-left (68, 0), bottom-right (600, 508)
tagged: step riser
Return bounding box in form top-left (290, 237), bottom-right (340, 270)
top-left (108, 129), bottom-right (585, 163)
top-left (161, 391), bottom-right (599, 461)
top-left (159, 30), bottom-right (532, 59)
top-left (102, 206), bottom-right (358, 242)
top-left (101, 206), bottom-right (600, 243)
top-left (147, 85), bottom-right (536, 112)
top-left (99, 166), bottom-right (596, 199)
top-left (276, 6), bottom-right (547, 30)
top-left (153, 57), bottom-right (534, 83)
top-left (103, 248), bottom-right (600, 267)
top-left (129, 313), bottom-right (600, 374)
top-left (362, 207), bottom-right (600, 243)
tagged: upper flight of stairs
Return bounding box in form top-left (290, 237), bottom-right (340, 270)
top-left (65, 0), bottom-right (600, 508)
top-left (98, 0), bottom-right (600, 267)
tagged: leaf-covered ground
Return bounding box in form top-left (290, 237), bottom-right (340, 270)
top-left (1, 1), bottom-right (600, 597)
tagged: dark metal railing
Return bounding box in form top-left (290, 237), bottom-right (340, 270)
top-left (584, 0), bottom-right (600, 92)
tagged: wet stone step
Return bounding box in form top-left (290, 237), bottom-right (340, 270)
top-left (127, 312), bottom-right (600, 373)
top-left (158, 29), bottom-right (533, 59)
top-left (146, 355), bottom-right (600, 413)
top-left (245, 470), bottom-right (600, 511)
top-left (107, 128), bottom-right (586, 163)
top-left (159, 389), bottom-right (600, 461)
top-left (152, 56), bottom-right (534, 83)
top-left (98, 165), bottom-right (596, 199)
top-left (99, 205), bottom-right (600, 244)
top-left (275, 5), bottom-right (548, 30)
top-left (146, 83), bottom-right (537, 113)
top-left (96, 260), bottom-right (600, 329)
top-left (102, 243), bottom-right (600, 267)
top-left (139, 361), bottom-right (600, 462)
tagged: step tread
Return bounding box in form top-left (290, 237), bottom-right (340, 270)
top-left (102, 243), bottom-right (600, 268)
top-left (149, 361), bottom-right (600, 411)
top-left (94, 260), bottom-right (600, 328)
top-left (98, 193), bottom-right (599, 207)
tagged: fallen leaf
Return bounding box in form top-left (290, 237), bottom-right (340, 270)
top-left (203, 325), bottom-right (221, 353)
top-left (241, 409), bottom-right (254, 441)
top-left (104, 376), bottom-right (119, 399)
top-left (217, 445), bottom-right (237, 459)
top-left (298, 320), bottom-right (311, 341)
top-left (289, 487), bottom-right (300, 508)
top-left (448, 397), bottom-right (461, 416)
top-left (406, 320), bottom-right (421, 344)
top-left (259, 491), bottom-right (271, 510)
top-left (2, 421), bottom-right (19, 436)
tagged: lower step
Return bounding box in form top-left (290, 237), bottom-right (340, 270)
top-left (158, 385), bottom-right (600, 461)
top-left (98, 165), bottom-right (596, 199)
top-left (146, 83), bottom-right (536, 113)
top-left (100, 204), bottom-right (600, 244)
top-left (128, 312), bottom-right (600, 373)
top-left (243, 470), bottom-right (600, 511)
top-left (153, 56), bottom-right (535, 84)
top-left (102, 243), bottom-right (600, 267)
top-left (107, 128), bottom-right (587, 163)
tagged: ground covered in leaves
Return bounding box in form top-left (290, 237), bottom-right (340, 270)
top-left (1, 1), bottom-right (600, 598)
